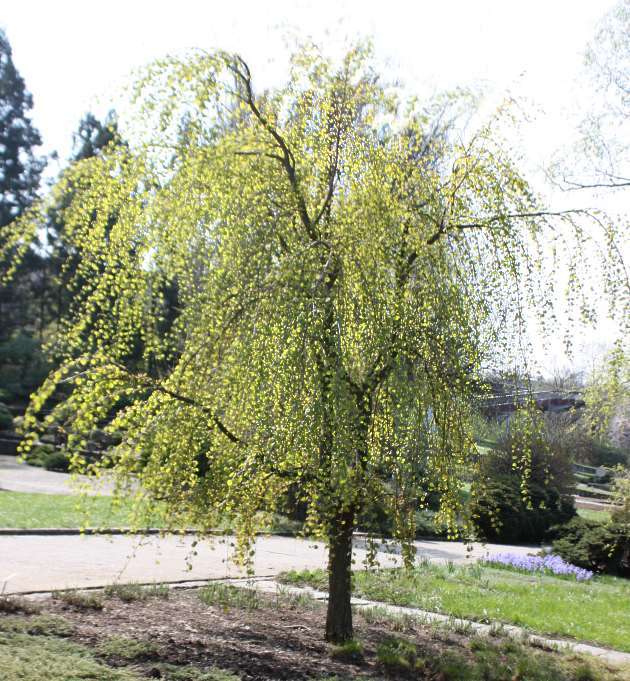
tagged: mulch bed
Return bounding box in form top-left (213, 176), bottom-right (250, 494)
top-left (40, 586), bottom-right (467, 680)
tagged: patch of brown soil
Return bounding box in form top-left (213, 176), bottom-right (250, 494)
top-left (41, 587), bottom-right (464, 680)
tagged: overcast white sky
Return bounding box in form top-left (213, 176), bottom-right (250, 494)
top-left (3, 0), bottom-right (616, 161)
top-left (1, 0), bottom-right (625, 375)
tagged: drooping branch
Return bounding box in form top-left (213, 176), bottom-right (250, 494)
top-left (426, 209), bottom-right (589, 245)
top-left (229, 56), bottom-right (317, 241)
top-left (105, 363), bottom-right (243, 445)
top-left (312, 71), bottom-right (350, 229)
top-left (154, 384), bottom-right (242, 444)
top-left (563, 178), bottom-right (630, 190)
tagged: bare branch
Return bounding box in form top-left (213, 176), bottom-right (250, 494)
top-left (426, 209), bottom-right (589, 245)
top-left (107, 363), bottom-right (243, 445)
top-left (229, 57), bottom-right (316, 240)
top-left (562, 178), bottom-right (630, 191)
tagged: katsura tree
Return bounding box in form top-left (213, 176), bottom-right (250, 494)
top-left (2, 44), bottom-right (625, 642)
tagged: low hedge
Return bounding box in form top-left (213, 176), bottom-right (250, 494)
top-left (550, 516), bottom-right (630, 577)
top-left (25, 445), bottom-right (71, 472)
top-left (0, 402), bottom-right (13, 431)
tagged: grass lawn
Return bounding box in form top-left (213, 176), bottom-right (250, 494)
top-left (0, 490), bottom-right (304, 533)
top-left (577, 507), bottom-right (612, 522)
top-left (280, 561), bottom-right (630, 653)
top-left (0, 491), bottom-right (163, 529)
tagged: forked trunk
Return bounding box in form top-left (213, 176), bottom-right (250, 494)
top-left (325, 507), bottom-right (355, 643)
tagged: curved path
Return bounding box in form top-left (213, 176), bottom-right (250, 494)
top-left (0, 533), bottom-right (537, 594)
top-left (0, 454), bottom-right (538, 595)
top-left (0, 455), bottom-right (114, 495)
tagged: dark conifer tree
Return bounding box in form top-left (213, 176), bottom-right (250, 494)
top-left (0, 31), bottom-right (47, 404)
top-left (0, 29), bottom-right (45, 228)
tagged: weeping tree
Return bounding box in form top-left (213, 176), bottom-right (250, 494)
top-left (2, 44), bottom-right (625, 642)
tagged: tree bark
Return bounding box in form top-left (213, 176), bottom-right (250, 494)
top-left (325, 507), bottom-right (355, 643)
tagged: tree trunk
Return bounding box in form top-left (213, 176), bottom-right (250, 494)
top-left (325, 507), bottom-right (355, 643)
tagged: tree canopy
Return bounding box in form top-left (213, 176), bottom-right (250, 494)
top-left (2, 44), bottom-right (626, 641)
top-left (552, 0), bottom-right (630, 192)
top-left (0, 29), bottom-right (48, 404)
top-left (0, 29), bottom-right (45, 228)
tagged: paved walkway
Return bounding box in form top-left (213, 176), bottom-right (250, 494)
top-left (0, 455), bottom-right (114, 495)
top-left (249, 578), bottom-right (630, 668)
top-left (0, 533), bottom-right (536, 594)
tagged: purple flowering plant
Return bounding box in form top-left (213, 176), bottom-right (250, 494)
top-left (482, 552), bottom-right (594, 581)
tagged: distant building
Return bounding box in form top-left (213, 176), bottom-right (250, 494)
top-left (479, 390), bottom-right (585, 419)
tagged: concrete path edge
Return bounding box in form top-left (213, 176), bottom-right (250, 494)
top-left (13, 575), bottom-right (630, 669)
top-left (251, 578), bottom-right (630, 668)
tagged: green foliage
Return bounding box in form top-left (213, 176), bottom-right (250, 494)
top-left (330, 638), bottom-right (363, 661)
top-left (103, 582), bottom-right (169, 602)
top-left (0, 402), bottom-right (12, 430)
top-left (611, 466), bottom-right (630, 525)
top-left (0, 592), bottom-right (40, 614)
top-left (273, 584), bottom-right (319, 610)
top-left (23, 442), bottom-right (54, 466)
top-left (471, 412), bottom-right (576, 543)
top-left (0, 614), bottom-right (73, 637)
top-left (0, 632), bottom-right (141, 681)
top-left (57, 590), bottom-right (104, 610)
top-left (0, 332), bottom-right (50, 402)
top-left (582, 345), bottom-right (630, 453)
top-left (97, 635), bottom-right (158, 661)
top-left (198, 582), bottom-right (262, 610)
top-left (376, 636), bottom-right (424, 671)
top-left (583, 442), bottom-right (628, 468)
top-left (23, 443), bottom-right (71, 471)
top-left (43, 449), bottom-right (71, 472)
top-left (3, 43), bottom-right (626, 641)
top-left (0, 31), bottom-right (49, 367)
top-left (0, 30), bottom-right (45, 229)
top-left (471, 411), bottom-right (504, 446)
top-left (462, 638), bottom-right (606, 681)
top-left (359, 604), bottom-right (420, 631)
top-left (551, 516), bottom-right (630, 577)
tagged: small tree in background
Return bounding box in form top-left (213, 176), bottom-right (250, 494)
top-left (582, 345), bottom-right (630, 455)
top-left (2, 45), bottom-right (626, 642)
top-left (611, 467), bottom-right (630, 525)
top-left (471, 409), bottom-right (576, 544)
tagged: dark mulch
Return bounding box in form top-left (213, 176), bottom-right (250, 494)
top-left (40, 586), bottom-right (460, 680)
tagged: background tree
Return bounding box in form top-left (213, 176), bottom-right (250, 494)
top-left (471, 410), bottom-right (576, 544)
top-left (551, 0), bottom-right (630, 191)
top-left (582, 344), bottom-right (630, 454)
top-left (0, 29), bottom-right (45, 229)
top-left (0, 28), bottom-right (46, 342)
top-left (0, 29), bottom-right (47, 416)
top-left (4, 45), bottom-right (625, 642)
top-left (44, 111), bottom-right (123, 323)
